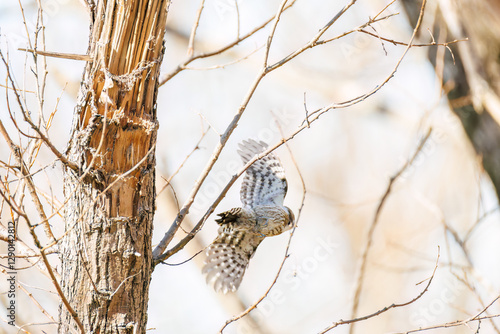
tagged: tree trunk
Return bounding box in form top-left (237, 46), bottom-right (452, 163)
top-left (60, 0), bottom-right (170, 332)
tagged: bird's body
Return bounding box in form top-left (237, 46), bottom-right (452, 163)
top-left (203, 139), bottom-right (294, 293)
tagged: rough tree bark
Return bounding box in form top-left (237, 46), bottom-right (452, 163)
top-left (402, 0), bottom-right (500, 200)
top-left (60, 0), bottom-right (170, 332)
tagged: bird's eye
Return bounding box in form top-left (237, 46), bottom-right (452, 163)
top-left (286, 207), bottom-right (295, 223)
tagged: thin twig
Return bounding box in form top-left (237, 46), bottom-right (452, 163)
top-left (397, 295), bottom-right (500, 334)
top-left (18, 48), bottom-right (92, 61)
top-left (358, 30), bottom-right (467, 48)
top-left (183, 43), bottom-right (264, 71)
top-left (0, 83), bottom-right (35, 94)
top-left (16, 0), bottom-right (33, 50)
top-left (234, 0), bottom-right (241, 39)
top-left (12, 271), bottom-right (57, 323)
top-left (0, 314), bottom-right (31, 333)
top-left (266, 0), bottom-right (359, 72)
top-left (186, 0), bottom-right (206, 58)
top-left (349, 127), bottom-right (432, 331)
top-left (320, 248), bottom-right (440, 333)
top-left (157, 126), bottom-right (209, 198)
top-left (263, 0), bottom-right (289, 68)
top-left (0, 222), bottom-right (58, 279)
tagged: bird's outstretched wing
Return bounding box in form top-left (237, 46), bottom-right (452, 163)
top-left (237, 139), bottom-right (288, 208)
top-left (202, 229), bottom-right (263, 293)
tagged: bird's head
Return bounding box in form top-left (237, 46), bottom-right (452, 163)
top-left (284, 206), bottom-right (295, 229)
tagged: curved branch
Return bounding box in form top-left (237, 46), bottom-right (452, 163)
top-left (320, 248), bottom-right (440, 333)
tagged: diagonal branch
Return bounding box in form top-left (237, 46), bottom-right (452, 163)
top-left (186, 0), bottom-right (206, 58)
top-left (158, 0), bottom-right (298, 85)
top-left (349, 128), bottom-right (432, 332)
top-left (266, 0), bottom-right (358, 72)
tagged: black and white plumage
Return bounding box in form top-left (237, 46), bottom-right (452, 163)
top-left (202, 139), bottom-right (295, 293)
top-left (238, 139), bottom-right (288, 208)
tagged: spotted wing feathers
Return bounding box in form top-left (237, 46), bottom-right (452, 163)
top-left (202, 230), bottom-right (263, 293)
top-left (237, 139), bottom-right (287, 208)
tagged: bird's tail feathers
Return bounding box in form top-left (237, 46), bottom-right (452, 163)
top-left (202, 239), bottom-right (248, 293)
top-left (203, 231), bottom-right (262, 293)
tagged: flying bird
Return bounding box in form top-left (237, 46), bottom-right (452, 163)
top-left (202, 139), bottom-right (295, 293)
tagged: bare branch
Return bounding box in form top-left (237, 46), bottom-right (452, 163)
top-left (158, 0), bottom-right (298, 85)
top-left (157, 126), bottom-right (210, 198)
top-left (266, 0), bottom-right (359, 72)
top-left (183, 44), bottom-right (264, 71)
top-left (0, 222), bottom-right (59, 279)
top-left (349, 128), bottom-right (433, 330)
top-left (320, 248), bottom-right (440, 333)
top-left (234, 0), bottom-right (241, 39)
top-left (358, 30), bottom-right (467, 48)
top-left (398, 295), bottom-right (500, 334)
top-left (263, 0), bottom-right (290, 68)
top-left (186, 0), bottom-right (206, 58)
top-left (0, 267), bottom-right (58, 324)
top-left (18, 48), bottom-right (92, 61)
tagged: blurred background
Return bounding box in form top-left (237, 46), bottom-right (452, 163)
top-left (1, 0), bottom-right (500, 333)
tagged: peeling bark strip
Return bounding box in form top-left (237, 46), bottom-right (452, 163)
top-left (60, 0), bottom-right (170, 333)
